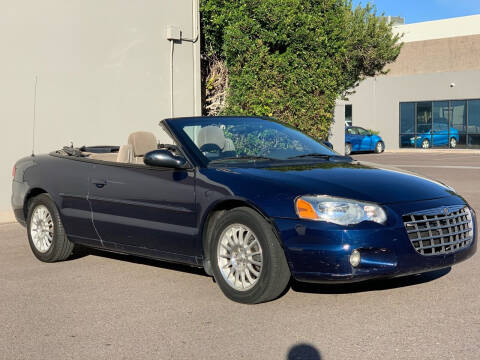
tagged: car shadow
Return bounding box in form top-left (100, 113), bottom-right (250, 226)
top-left (70, 246), bottom-right (452, 293)
top-left (290, 267), bottom-right (451, 295)
top-left (287, 343), bottom-right (322, 360)
top-left (70, 245), bottom-right (209, 278)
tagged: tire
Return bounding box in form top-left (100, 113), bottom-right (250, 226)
top-left (345, 143), bottom-right (352, 155)
top-left (450, 137), bottom-right (457, 148)
top-left (26, 193), bottom-right (74, 262)
top-left (210, 207), bottom-right (291, 304)
top-left (374, 141), bottom-right (384, 153)
top-left (421, 139), bottom-right (430, 149)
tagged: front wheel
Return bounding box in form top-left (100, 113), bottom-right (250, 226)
top-left (421, 139), bottom-right (430, 149)
top-left (450, 137), bottom-right (457, 148)
top-left (27, 194), bottom-right (74, 262)
top-left (210, 207), bottom-right (291, 304)
top-left (345, 143), bottom-right (352, 155)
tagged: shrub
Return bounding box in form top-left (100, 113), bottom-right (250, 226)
top-left (200, 0), bottom-right (401, 139)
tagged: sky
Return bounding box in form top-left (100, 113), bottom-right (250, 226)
top-left (352, 0), bottom-right (480, 23)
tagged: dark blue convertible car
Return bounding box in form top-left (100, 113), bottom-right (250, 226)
top-left (12, 116), bottom-right (476, 303)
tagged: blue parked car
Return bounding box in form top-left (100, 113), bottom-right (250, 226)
top-left (345, 126), bottom-right (385, 155)
top-left (12, 116), bottom-right (476, 303)
top-left (410, 123), bottom-right (459, 149)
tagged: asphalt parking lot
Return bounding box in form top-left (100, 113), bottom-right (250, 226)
top-left (1, 151), bottom-right (479, 360)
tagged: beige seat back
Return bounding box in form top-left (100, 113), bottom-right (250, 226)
top-left (128, 131), bottom-right (158, 164)
top-left (116, 144), bottom-right (133, 163)
top-left (197, 126), bottom-right (227, 151)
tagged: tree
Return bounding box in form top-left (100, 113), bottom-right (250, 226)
top-left (200, 0), bottom-right (402, 139)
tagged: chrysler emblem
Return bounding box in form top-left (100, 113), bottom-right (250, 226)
top-left (443, 208), bottom-right (449, 215)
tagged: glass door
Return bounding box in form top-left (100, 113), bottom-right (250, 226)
top-left (450, 100), bottom-right (467, 148)
top-left (467, 100), bottom-right (480, 148)
top-left (416, 102), bottom-right (432, 149)
top-left (432, 101), bottom-right (450, 148)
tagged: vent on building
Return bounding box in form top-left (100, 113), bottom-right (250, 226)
top-left (379, 16), bottom-right (405, 26)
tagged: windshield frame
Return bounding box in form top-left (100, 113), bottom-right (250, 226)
top-left (163, 116), bottom-right (340, 167)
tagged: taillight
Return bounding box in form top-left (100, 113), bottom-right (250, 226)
top-left (12, 165), bottom-right (16, 178)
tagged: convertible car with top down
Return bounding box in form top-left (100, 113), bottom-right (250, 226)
top-left (12, 116), bottom-right (477, 303)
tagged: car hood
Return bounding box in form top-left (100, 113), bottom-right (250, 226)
top-left (210, 160), bottom-right (455, 205)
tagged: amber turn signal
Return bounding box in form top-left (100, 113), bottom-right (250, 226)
top-left (295, 198), bottom-right (319, 220)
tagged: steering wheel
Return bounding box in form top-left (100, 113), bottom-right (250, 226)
top-left (200, 143), bottom-right (222, 153)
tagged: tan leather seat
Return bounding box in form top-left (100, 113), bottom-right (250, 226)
top-left (116, 144), bottom-right (133, 163)
top-left (128, 131), bottom-right (158, 164)
top-left (87, 153), bottom-right (118, 162)
top-left (197, 126), bottom-right (235, 153)
top-left (197, 126), bottom-right (226, 151)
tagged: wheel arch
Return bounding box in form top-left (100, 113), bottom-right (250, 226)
top-left (200, 198), bottom-right (281, 276)
top-left (23, 187), bottom-right (48, 218)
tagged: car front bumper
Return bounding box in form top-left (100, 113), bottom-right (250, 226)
top-left (273, 196), bottom-right (477, 283)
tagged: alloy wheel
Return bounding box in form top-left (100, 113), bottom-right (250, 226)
top-left (30, 205), bottom-right (54, 253)
top-left (422, 139), bottom-right (430, 149)
top-left (217, 224), bottom-right (263, 291)
top-left (450, 138), bottom-right (457, 148)
top-left (345, 144), bottom-right (352, 155)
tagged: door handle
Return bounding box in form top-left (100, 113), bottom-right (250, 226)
top-left (91, 178), bottom-right (107, 188)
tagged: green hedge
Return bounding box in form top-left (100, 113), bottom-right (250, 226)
top-left (201, 0), bottom-right (401, 139)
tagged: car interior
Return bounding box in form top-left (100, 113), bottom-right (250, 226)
top-left (77, 128), bottom-right (178, 164)
top-left (68, 125), bottom-right (237, 165)
top-left (196, 125), bottom-right (236, 160)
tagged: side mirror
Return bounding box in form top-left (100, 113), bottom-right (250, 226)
top-left (144, 150), bottom-right (187, 169)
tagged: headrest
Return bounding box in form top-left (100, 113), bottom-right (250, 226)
top-left (128, 131), bottom-right (157, 157)
top-left (197, 126), bottom-right (226, 151)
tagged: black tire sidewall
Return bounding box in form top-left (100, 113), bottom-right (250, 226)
top-left (210, 208), bottom-right (282, 303)
top-left (26, 194), bottom-right (66, 262)
top-left (374, 141), bottom-right (383, 153)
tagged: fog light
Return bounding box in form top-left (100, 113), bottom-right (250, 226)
top-left (350, 249), bottom-right (361, 267)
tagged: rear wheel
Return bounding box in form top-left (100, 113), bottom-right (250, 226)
top-left (374, 141), bottom-right (384, 153)
top-left (450, 137), bottom-right (457, 148)
top-left (345, 143), bottom-right (352, 155)
top-left (210, 207), bottom-right (290, 304)
top-left (421, 139), bottom-right (430, 149)
top-left (27, 194), bottom-right (74, 262)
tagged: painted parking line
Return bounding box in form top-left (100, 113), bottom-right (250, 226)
top-left (392, 165), bottom-right (480, 170)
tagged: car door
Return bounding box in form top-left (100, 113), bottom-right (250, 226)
top-left (346, 127), bottom-right (361, 151)
top-left (47, 156), bottom-right (100, 246)
top-left (88, 161), bottom-right (198, 261)
top-left (433, 122), bottom-right (448, 146)
top-left (356, 127), bottom-right (373, 150)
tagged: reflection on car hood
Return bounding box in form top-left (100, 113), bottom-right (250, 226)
top-left (217, 160), bottom-right (455, 204)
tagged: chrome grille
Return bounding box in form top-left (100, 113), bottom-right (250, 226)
top-left (403, 206), bottom-right (474, 256)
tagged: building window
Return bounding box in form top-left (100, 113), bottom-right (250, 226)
top-left (468, 99), bottom-right (480, 147)
top-left (399, 103), bottom-right (415, 148)
top-left (399, 99), bottom-right (480, 149)
top-left (345, 105), bottom-right (352, 126)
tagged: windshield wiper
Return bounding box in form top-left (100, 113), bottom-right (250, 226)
top-left (210, 155), bottom-right (274, 163)
top-left (287, 153), bottom-right (333, 160)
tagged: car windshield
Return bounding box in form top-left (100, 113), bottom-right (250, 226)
top-left (165, 117), bottom-right (338, 165)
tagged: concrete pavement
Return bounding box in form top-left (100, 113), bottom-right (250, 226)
top-left (1, 152), bottom-right (479, 359)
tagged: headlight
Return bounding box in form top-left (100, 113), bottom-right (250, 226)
top-left (295, 195), bottom-right (387, 225)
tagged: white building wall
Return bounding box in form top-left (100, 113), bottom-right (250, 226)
top-left (0, 0), bottom-right (201, 219)
top-left (394, 14), bottom-right (480, 43)
top-left (345, 70), bottom-right (480, 150)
